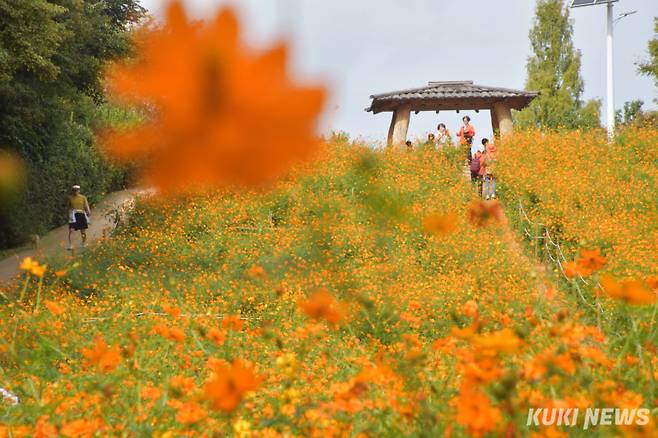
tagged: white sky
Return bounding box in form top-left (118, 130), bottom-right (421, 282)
top-left (141, 0), bottom-right (658, 144)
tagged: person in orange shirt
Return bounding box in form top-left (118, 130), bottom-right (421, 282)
top-left (457, 116), bottom-right (475, 163)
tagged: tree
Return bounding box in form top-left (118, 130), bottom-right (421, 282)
top-left (515, 0), bottom-right (600, 130)
top-left (0, 0), bottom-right (66, 83)
top-left (638, 18), bottom-right (658, 89)
top-left (615, 100), bottom-right (643, 126)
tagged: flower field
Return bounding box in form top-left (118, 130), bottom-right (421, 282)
top-left (1, 131), bottom-right (657, 437)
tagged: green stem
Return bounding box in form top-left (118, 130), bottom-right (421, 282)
top-left (17, 274), bottom-right (30, 303)
top-left (34, 275), bottom-right (44, 313)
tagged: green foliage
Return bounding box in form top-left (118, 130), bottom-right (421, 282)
top-left (0, 0), bottom-right (145, 248)
top-left (615, 100), bottom-right (643, 126)
top-left (637, 17), bottom-right (658, 89)
top-left (0, 0), bottom-right (66, 82)
top-left (614, 100), bottom-right (658, 128)
top-left (515, 0), bottom-right (601, 130)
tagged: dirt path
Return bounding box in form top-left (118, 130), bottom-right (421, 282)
top-left (0, 188), bottom-right (147, 286)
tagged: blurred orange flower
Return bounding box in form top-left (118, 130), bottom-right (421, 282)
top-left (162, 303), bottom-right (182, 318)
top-left (206, 327), bottom-right (226, 345)
top-left (44, 300), bottom-right (65, 316)
top-left (451, 388), bottom-right (502, 437)
top-left (19, 257), bottom-right (47, 277)
top-left (0, 150), bottom-right (25, 204)
top-left (60, 418), bottom-right (103, 437)
top-left (204, 359), bottom-right (261, 412)
top-left (562, 260), bottom-right (591, 278)
top-left (467, 200), bottom-right (503, 227)
top-left (103, 1), bottom-right (326, 190)
top-left (33, 415), bottom-right (57, 438)
top-left (222, 314), bottom-right (244, 331)
top-left (599, 275), bottom-right (657, 305)
top-left (167, 327), bottom-right (186, 343)
top-left (247, 265), bottom-right (267, 279)
top-left (422, 212), bottom-right (457, 235)
top-left (298, 287), bottom-right (344, 325)
top-left (176, 401), bottom-right (207, 424)
top-left (462, 299), bottom-right (478, 317)
top-left (577, 247), bottom-right (607, 271)
top-left (81, 335), bottom-right (121, 372)
top-left (471, 328), bottom-right (521, 355)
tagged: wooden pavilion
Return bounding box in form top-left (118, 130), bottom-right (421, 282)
top-left (365, 81), bottom-right (538, 145)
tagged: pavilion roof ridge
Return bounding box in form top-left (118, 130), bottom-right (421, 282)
top-left (366, 80), bottom-right (538, 114)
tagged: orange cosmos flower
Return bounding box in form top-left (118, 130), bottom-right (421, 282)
top-left (247, 265), bottom-right (267, 279)
top-left (467, 199), bottom-right (503, 227)
top-left (599, 275), bottom-right (657, 305)
top-left (103, 1), bottom-right (326, 190)
top-left (162, 303), bottom-right (182, 318)
top-left (298, 287), bottom-right (344, 324)
top-left (44, 300), bottom-right (65, 316)
top-left (59, 418), bottom-right (104, 438)
top-left (462, 299), bottom-right (478, 318)
top-left (203, 359), bottom-right (261, 412)
top-left (19, 257), bottom-right (35, 271)
top-left (33, 415), bottom-right (57, 438)
top-left (451, 323), bottom-right (477, 339)
top-left (222, 314), bottom-right (244, 331)
top-left (451, 388), bottom-right (502, 437)
top-left (471, 328), bottom-right (521, 355)
top-left (206, 327), bottom-right (226, 346)
top-left (19, 256), bottom-right (47, 277)
top-left (562, 260), bottom-right (592, 278)
top-left (176, 401), bottom-right (208, 424)
top-left (422, 212), bottom-right (457, 235)
top-left (167, 326), bottom-right (186, 343)
top-left (81, 335), bottom-right (122, 372)
top-left (576, 247), bottom-right (607, 271)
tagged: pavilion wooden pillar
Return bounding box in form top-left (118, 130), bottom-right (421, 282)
top-left (493, 102), bottom-right (514, 137)
top-left (490, 108), bottom-right (499, 137)
top-left (387, 105), bottom-right (411, 145)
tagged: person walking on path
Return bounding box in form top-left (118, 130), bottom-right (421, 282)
top-left (457, 116), bottom-right (475, 163)
top-left (481, 140), bottom-right (497, 200)
top-left (68, 184), bottom-right (91, 250)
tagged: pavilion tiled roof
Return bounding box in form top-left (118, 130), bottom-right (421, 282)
top-left (366, 81), bottom-right (538, 114)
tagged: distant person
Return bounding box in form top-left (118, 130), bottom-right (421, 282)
top-left (470, 140), bottom-right (486, 195)
top-left (481, 140), bottom-right (497, 200)
top-left (68, 184), bottom-right (91, 250)
top-left (425, 133), bottom-right (436, 148)
top-left (436, 123), bottom-right (452, 148)
top-left (471, 138), bottom-right (485, 162)
top-left (405, 140), bottom-right (414, 151)
top-left (457, 116), bottom-right (475, 162)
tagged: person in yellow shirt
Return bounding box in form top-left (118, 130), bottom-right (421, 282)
top-left (68, 184), bottom-right (91, 250)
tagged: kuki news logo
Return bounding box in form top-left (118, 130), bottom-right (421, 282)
top-left (527, 407), bottom-right (653, 430)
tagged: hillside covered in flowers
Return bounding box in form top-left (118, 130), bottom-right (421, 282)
top-left (2, 127), bottom-right (657, 436)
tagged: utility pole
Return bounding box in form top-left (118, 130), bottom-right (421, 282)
top-left (606, 2), bottom-right (614, 139)
top-left (570, 1), bottom-right (636, 141)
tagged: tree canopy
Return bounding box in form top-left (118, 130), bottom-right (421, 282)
top-left (638, 18), bottom-right (658, 91)
top-left (515, 0), bottom-right (600, 130)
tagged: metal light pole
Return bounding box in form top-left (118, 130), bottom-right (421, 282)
top-left (571, 0), bottom-right (635, 140)
top-left (606, 2), bottom-right (614, 139)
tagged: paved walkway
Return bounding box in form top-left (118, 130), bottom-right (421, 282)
top-left (0, 189), bottom-right (146, 286)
